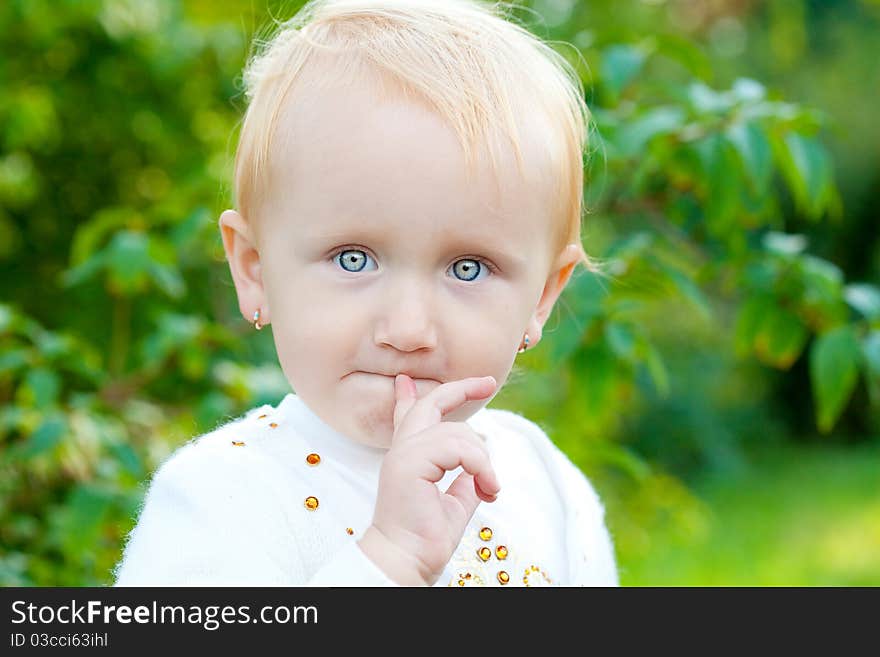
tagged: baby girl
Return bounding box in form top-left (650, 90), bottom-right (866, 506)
top-left (113, 0), bottom-right (618, 587)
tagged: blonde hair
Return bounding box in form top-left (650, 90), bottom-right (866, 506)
top-left (234, 0), bottom-right (602, 275)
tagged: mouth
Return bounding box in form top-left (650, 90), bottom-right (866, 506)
top-left (350, 371), bottom-right (441, 384)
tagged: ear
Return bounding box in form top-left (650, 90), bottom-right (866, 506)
top-left (218, 209), bottom-right (269, 326)
top-left (523, 244), bottom-right (581, 347)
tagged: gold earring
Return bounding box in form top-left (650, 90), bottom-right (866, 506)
top-left (517, 333), bottom-right (530, 354)
top-left (253, 309), bottom-right (262, 330)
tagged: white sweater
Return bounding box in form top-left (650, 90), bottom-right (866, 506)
top-left (112, 393), bottom-right (619, 587)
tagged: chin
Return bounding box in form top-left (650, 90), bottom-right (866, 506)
top-left (351, 406), bottom-right (395, 448)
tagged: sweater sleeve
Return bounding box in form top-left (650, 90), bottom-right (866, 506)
top-left (112, 442), bottom-right (297, 586)
top-left (544, 439), bottom-right (620, 586)
top-left (486, 409), bottom-right (619, 586)
top-left (304, 542), bottom-right (398, 587)
top-left (112, 437), bottom-right (401, 587)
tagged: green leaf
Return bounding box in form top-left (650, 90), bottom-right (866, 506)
top-left (809, 325), bottom-right (861, 433)
top-left (56, 484), bottom-right (114, 555)
top-left (147, 235), bottom-right (186, 298)
top-left (18, 414), bottom-right (67, 460)
top-left (604, 232), bottom-right (653, 261)
top-left (762, 231), bottom-right (807, 256)
top-left (148, 261), bottom-right (186, 299)
top-left (614, 106), bottom-right (685, 158)
top-left (779, 133), bottom-right (834, 219)
top-left (0, 303), bottom-right (13, 332)
top-left (694, 134), bottom-right (741, 234)
top-left (688, 81), bottom-right (735, 114)
top-left (69, 206), bottom-right (139, 267)
top-left (730, 78), bottom-right (767, 104)
top-left (652, 34), bottom-right (712, 80)
top-left (844, 283), bottom-right (880, 320)
top-left (605, 321), bottom-right (638, 364)
top-left (735, 294), bottom-right (776, 357)
top-left (725, 121), bottom-right (772, 195)
top-left (542, 312), bottom-right (589, 372)
top-left (861, 330), bottom-right (880, 407)
top-left (106, 231), bottom-right (152, 294)
top-left (862, 331), bottom-right (880, 404)
top-left (109, 442), bottom-right (145, 479)
top-left (753, 304), bottom-right (809, 369)
top-left (601, 44), bottom-right (647, 99)
top-left (642, 340), bottom-right (670, 397)
top-left (656, 260), bottom-right (712, 321)
top-left (58, 251), bottom-right (107, 288)
top-left (799, 255), bottom-right (845, 325)
top-left (21, 368), bottom-right (61, 407)
top-left (0, 348), bottom-right (30, 374)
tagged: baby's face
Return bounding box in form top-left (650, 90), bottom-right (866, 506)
top-left (222, 73), bottom-right (578, 448)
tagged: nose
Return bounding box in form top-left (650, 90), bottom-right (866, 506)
top-left (374, 276), bottom-right (438, 352)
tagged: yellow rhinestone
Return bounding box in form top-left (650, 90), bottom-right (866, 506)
top-left (477, 547), bottom-right (491, 562)
top-left (458, 579), bottom-right (465, 587)
top-left (258, 414), bottom-right (268, 419)
top-left (346, 527), bottom-right (354, 536)
top-left (306, 453), bottom-right (321, 466)
top-left (479, 526), bottom-right (493, 541)
top-left (304, 496), bottom-right (319, 511)
top-left (231, 441), bottom-right (245, 446)
top-left (495, 545), bottom-right (508, 560)
top-left (497, 571), bottom-right (510, 585)
top-left (269, 422), bottom-right (278, 428)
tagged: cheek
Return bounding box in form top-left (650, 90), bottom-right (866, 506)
top-left (269, 295), bottom-right (349, 378)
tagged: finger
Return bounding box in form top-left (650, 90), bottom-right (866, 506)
top-left (393, 374), bottom-right (418, 435)
top-left (400, 424), bottom-right (491, 469)
top-left (403, 434), bottom-right (501, 496)
top-left (393, 375), bottom-right (496, 444)
top-left (445, 471), bottom-right (497, 520)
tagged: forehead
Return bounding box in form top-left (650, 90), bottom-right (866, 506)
top-left (263, 64), bottom-right (556, 261)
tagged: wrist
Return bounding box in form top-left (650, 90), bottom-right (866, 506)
top-left (357, 525), bottom-right (432, 587)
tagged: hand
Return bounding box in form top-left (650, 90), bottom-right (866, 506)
top-left (357, 373), bottom-right (500, 586)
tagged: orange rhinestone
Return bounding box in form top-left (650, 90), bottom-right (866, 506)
top-left (346, 528), bottom-right (354, 536)
top-left (479, 526), bottom-right (493, 541)
top-left (304, 496), bottom-right (319, 511)
top-left (495, 545), bottom-right (508, 560)
top-left (231, 441), bottom-right (245, 446)
top-left (269, 422), bottom-right (278, 428)
top-left (465, 573), bottom-right (472, 579)
top-left (306, 453), bottom-right (321, 466)
top-left (477, 547), bottom-right (491, 562)
top-left (497, 571), bottom-right (510, 585)
top-left (258, 414), bottom-right (267, 419)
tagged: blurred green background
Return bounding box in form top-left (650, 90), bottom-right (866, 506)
top-left (1, 0), bottom-right (878, 586)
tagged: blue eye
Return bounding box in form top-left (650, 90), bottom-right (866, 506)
top-left (334, 249), bottom-right (376, 273)
top-left (450, 258), bottom-right (487, 282)
top-left (332, 248), bottom-right (495, 282)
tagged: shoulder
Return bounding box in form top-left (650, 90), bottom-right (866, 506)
top-left (479, 406), bottom-right (606, 517)
top-left (145, 402), bottom-right (284, 505)
top-left (479, 406), bottom-right (618, 584)
top-left (114, 402), bottom-right (303, 585)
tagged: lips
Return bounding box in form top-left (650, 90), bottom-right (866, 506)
top-left (354, 371), bottom-right (440, 383)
